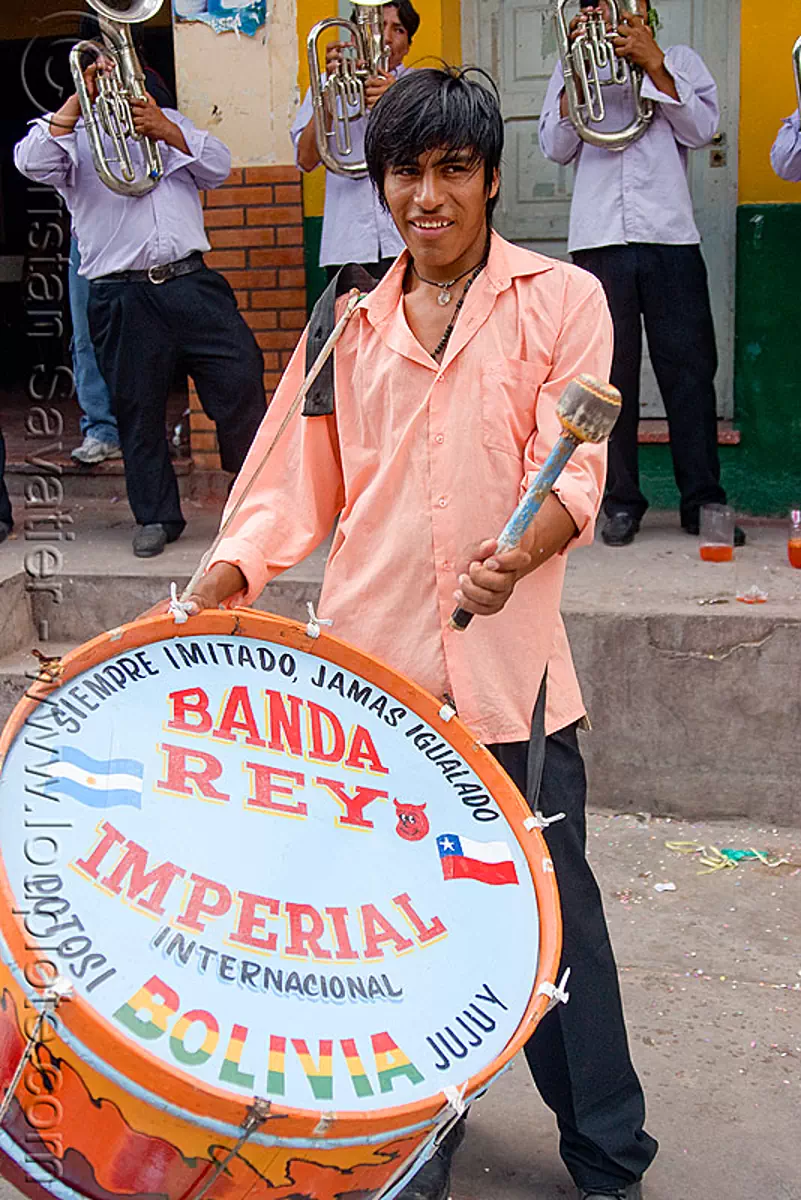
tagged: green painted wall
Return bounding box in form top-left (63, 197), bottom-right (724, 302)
top-left (641, 204), bottom-right (801, 516)
top-left (303, 215), bottom-right (327, 315)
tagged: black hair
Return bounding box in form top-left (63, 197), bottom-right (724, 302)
top-left (391, 0), bottom-right (420, 43)
top-left (364, 67), bottom-right (503, 223)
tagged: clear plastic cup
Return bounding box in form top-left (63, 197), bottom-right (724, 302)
top-left (699, 503), bottom-right (734, 563)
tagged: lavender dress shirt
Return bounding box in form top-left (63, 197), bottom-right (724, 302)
top-left (14, 111), bottom-right (231, 279)
top-left (770, 111), bottom-right (801, 182)
top-left (538, 45), bottom-right (719, 253)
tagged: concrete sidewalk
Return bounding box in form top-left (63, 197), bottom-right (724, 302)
top-left (448, 810), bottom-right (801, 1200)
top-left (3, 501), bottom-right (800, 610)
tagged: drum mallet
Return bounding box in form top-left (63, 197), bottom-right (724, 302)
top-left (449, 374), bottom-right (621, 632)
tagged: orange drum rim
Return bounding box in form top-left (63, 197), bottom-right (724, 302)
top-left (0, 609), bottom-right (562, 1139)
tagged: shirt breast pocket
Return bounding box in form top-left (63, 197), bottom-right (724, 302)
top-left (481, 357), bottom-right (549, 459)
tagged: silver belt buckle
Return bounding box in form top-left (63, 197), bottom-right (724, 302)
top-left (148, 263), bottom-right (171, 285)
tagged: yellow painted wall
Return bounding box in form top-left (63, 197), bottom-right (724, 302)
top-left (297, 0), bottom-right (464, 218)
top-left (739, 1), bottom-right (800, 203)
top-left (296, 0), bottom-right (328, 217)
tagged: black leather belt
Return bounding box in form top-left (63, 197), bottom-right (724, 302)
top-left (92, 251), bottom-right (205, 286)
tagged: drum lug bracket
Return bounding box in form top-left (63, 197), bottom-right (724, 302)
top-left (0, 977), bottom-right (73, 1124)
top-left (537, 967), bottom-right (572, 1014)
top-left (188, 1098), bottom-right (272, 1200)
top-left (244, 1097), bottom-right (272, 1130)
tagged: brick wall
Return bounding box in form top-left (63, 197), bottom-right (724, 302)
top-left (189, 166), bottom-right (307, 470)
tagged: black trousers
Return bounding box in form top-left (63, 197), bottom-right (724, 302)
top-left (325, 257), bottom-right (396, 284)
top-left (489, 725), bottom-right (658, 1192)
top-left (0, 429), bottom-right (12, 530)
top-left (88, 266), bottom-right (265, 529)
top-left (572, 243), bottom-right (726, 527)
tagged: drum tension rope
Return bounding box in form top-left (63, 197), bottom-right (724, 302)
top-left (188, 1098), bottom-right (272, 1200)
top-left (442, 1082), bottom-right (468, 1118)
top-left (0, 977), bottom-right (73, 1124)
top-left (305, 602), bottom-right (333, 640)
top-left (523, 812), bottom-right (566, 831)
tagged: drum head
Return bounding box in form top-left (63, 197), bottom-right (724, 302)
top-left (0, 611), bottom-right (560, 1130)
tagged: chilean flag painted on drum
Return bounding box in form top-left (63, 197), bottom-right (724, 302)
top-left (42, 746), bottom-right (144, 809)
top-left (436, 833), bottom-right (519, 886)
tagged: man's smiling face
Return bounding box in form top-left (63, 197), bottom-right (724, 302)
top-left (383, 147), bottom-right (499, 274)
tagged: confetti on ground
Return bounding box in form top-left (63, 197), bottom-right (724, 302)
top-left (666, 841), bottom-right (792, 874)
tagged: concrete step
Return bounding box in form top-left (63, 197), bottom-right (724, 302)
top-left (0, 572), bottom-right (36, 658)
top-left (30, 571), bottom-right (322, 645)
top-left (6, 459), bottom-right (230, 502)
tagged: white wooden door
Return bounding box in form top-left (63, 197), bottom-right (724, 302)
top-left (465, 0), bottom-right (739, 417)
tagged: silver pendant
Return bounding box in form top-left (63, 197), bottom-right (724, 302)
top-left (437, 288), bottom-right (452, 307)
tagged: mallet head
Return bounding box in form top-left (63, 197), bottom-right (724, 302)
top-left (558, 375), bottom-right (621, 444)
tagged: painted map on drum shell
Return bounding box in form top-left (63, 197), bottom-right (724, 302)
top-left (0, 632), bottom-right (542, 1113)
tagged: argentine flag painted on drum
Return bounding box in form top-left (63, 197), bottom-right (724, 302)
top-left (42, 746), bottom-right (144, 808)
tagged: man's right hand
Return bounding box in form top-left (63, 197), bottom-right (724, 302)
top-left (50, 56), bottom-right (112, 136)
top-left (325, 40), bottom-right (354, 74)
top-left (568, 5), bottom-right (602, 44)
top-left (82, 61), bottom-right (101, 104)
top-left (80, 52), bottom-right (115, 104)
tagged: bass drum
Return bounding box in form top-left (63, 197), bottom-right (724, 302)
top-left (0, 610), bottom-right (561, 1200)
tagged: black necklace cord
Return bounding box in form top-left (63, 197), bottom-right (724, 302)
top-left (431, 256), bottom-right (488, 360)
top-left (410, 259), bottom-right (479, 293)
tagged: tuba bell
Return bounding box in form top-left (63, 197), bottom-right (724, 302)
top-left (69, 0), bottom-right (165, 197)
top-left (306, 1), bottom-right (388, 178)
top-left (554, 0), bottom-right (654, 151)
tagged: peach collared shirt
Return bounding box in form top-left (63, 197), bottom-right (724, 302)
top-left (210, 233), bottom-right (613, 743)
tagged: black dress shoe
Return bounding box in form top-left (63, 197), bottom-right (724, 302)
top-left (601, 512), bottom-right (640, 547)
top-left (133, 524), bottom-right (168, 558)
top-left (0, 522), bottom-right (11, 545)
top-left (578, 1184), bottom-right (642, 1200)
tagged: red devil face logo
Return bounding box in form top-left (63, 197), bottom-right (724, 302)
top-left (394, 800), bottom-right (430, 842)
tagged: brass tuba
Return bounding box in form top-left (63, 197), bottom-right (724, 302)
top-left (306, 1), bottom-right (389, 178)
top-left (794, 35), bottom-right (801, 116)
top-left (554, 0), bottom-right (654, 151)
top-left (69, 0), bottom-right (165, 196)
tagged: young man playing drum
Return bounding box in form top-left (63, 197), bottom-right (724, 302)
top-left (180, 67), bottom-right (657, 1200)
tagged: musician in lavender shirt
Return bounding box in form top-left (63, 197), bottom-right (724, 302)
top-left (291, 1), bottom-right (419, 281)
top-left (14, 61), bottom-right (265, 559)
top-left (540, 1), bottom-right (741, 548)
top-left (771, 110), bottom-right (801, 181)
